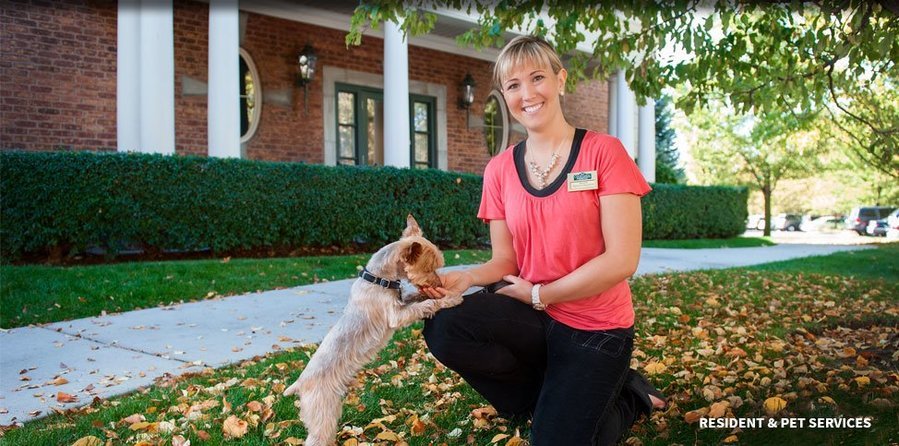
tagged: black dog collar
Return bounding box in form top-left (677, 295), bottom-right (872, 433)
top-left (358, 268), bottom-right (402, 289)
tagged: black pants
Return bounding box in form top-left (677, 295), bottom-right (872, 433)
top-left (424, 293), bottom-right (648, 446)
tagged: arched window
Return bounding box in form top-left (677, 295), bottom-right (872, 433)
top-left (239, 48), bottom-right (261, 143)
top-left (484, 90), bottom-right (509, 156)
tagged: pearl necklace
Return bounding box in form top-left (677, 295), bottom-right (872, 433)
top-left (528, 152), bottom-right (561, 188)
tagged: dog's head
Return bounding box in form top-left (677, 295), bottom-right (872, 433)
top-left (390, 214), bottom-right (444, 289)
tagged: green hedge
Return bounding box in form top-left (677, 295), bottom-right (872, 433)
top-left (642, 183), bottom-right (749, 239)
top-left (0, 151), bottom-right (747, 261)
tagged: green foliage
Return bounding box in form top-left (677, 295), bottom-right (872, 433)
top-left (654, 95), bottom-right (685, 184)
top-left (0, 152), bottom-right (747, 261)
top-left (0, 151), bottom-right (487, 261)
top-left (641, 183), bottom-right (748, 240)
top-left (348, 2), bottom-right (899, 176)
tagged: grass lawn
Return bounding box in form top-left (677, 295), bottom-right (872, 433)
top-left (0, 250), bottom-right (491, 329)
top-left (2, 245), bottom-right (897, 445)
top-left (642, 236), bottom-right (775, 249)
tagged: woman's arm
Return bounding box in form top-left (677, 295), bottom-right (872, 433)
top-left (421, 219), bottom-right (519, 298)
top-left (498, 193), bottom-right (643, 305)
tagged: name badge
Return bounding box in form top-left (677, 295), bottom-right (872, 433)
top-left (567, 170), bottom-right (598, 191)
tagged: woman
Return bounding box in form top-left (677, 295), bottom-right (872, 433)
top-left (420, 35), bottom-right (665, 445)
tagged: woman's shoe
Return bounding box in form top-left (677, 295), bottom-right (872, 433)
top-left (625, 368), bottom-right (667, 416)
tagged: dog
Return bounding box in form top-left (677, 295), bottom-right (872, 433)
top-left (283, 214), bottom-right (463, 446)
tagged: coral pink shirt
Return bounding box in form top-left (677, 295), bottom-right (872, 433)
top-left (477, 129), bottom-right (652, 330)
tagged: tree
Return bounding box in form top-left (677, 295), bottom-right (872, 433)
top-left (348, 1), bottom-right (899, 176)
top-left (654, 95), bottom-right (685, 184)
top-left (687, 101), bottom-right (826, 235)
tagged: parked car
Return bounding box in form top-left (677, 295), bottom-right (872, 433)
top-left (747, 214), bottom-right (765, 230)
top-left (800, 215), bottom-right (845, 232)
top-left (846, 206), bottom-right (897, 235)
top-left (884, 209), bottom-right (899, 239)
top-left (866, 219), bottom-right (889, 237)
top-left (771, 213), bottom-right (803, 231)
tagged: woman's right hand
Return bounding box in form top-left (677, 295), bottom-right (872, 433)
top-left (419, 270), bottom-right (473, 299)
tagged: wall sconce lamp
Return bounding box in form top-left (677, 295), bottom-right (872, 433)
top-left (459, 73), bottom-right (476, 109)
top-left (297, 44), bottom-right (318, 114)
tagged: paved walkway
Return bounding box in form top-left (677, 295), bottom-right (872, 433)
top-left (0, 243), bottom-right (871, 426)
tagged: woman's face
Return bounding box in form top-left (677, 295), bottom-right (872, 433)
top-left (500, 61), bottom-right (567, 133)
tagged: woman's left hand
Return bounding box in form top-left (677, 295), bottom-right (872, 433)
top-left (497, 275), bottom-right (533, 305)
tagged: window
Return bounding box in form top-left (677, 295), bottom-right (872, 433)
top-left (239, 48), bottom-right (261, 143)
top-left (411, 98), bottom-right (436, 169)
top-left (335, 83), bottom-right (436, 168)
top-left (483, 90), bottom-right (509, 156)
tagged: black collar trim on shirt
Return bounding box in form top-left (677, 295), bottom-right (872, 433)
top-left (514, 128), bottom-right (586, 197)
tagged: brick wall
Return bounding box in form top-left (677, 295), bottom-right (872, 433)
top-left (0, 0), bottom-right (117, 152)
top-left (1, 0), bottom-right (610, 175)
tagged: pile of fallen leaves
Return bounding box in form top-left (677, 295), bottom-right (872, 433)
top-left (6, 270), bottom-right (898, 446)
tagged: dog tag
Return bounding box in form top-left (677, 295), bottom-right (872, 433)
top-left (567, 170), bottom-right (598, 191)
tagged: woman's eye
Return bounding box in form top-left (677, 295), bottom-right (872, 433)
top-left (506, 83), bottom-right (519, 90)
top-left (533, 75), bottom-right (545, 82)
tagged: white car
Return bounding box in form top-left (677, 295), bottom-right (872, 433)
top-left (800, 215), bottom-right (845, 232)
top-left (886, 209), bottom-right (899, 239)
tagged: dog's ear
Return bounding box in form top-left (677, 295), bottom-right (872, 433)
top-left (402, 241), bottom-right (423, 265)
top-left (402, 214), bottom-right (422, 238)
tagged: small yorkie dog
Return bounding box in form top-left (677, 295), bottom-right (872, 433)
top-left (283, 215), bottom-right (463, 446)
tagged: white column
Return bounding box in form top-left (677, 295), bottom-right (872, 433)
top-left (207, 0), bottom-right (241, 158)
top-left (383, 20), bottom-right (410, 168)
top-left (638, 101), bottom-right (656, 183)
top-left (138, 0), bottom-right (175, 154)
top-left (615, 70), bottom-right (637, 158)
top-left (117, 0), bottom-right (140, 152)
top-left (607, 73), bottom-right (617, 137)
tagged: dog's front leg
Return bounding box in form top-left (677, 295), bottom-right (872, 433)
top-left (387, 294), bottom-right (463, 328)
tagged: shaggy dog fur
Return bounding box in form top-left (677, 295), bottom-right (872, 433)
top-left (283, 215), bottom-right (463, 446)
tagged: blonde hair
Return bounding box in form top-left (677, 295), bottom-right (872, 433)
top-left (493, 35), bottom-right (564, 90)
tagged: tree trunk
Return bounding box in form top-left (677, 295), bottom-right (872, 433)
top-left (762, 176), bottom-right (772, 237)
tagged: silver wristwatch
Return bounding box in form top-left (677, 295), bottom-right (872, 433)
top-left (531, 284), bottom-right (546, 311)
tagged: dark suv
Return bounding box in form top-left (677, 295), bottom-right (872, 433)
top-left (846, 206), bottom-right (896, 235)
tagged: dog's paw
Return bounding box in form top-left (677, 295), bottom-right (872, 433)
top-left (283, 380), bottom-right (302, 397)
top-left (438, 293), bottom-right (464, 309)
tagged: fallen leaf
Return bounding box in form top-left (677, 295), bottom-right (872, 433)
top-left (56, 391), bottom-right (77, 403)
top-left (506, 435), bottom-right (525, 446)
top-left (71, 436), bottom-right (103, 446)
top-left (644, 362), bottom-right (667, 375)
top-left (723, 434), bottom-right (739, 443)
top-left (247, 400), bottom-right (263, 412)
top-left (223, 415), bottom-right (249, 438)
top-left (764, 396), bottom-right (787, 415)
top-left (284, 437), bottom-right (304, 445)
top-left (854, 376), bottom-right (870, 387)
top-left (172, 435), bottom-right (190, 446)
top-left (375, 431), bottom-right (400, 441)
top-left (51, 377), bottom-right (69, 386)
top-left (122, 414), bottom-right (145, 424)
top-left (491, 433), bottom-right (510, 443)
top-left (708, 401), bottom-right (730, 418)
top-left (684, 407), bottom-right (709, 423)
top-left (471, 406), bottom-right (497, 419)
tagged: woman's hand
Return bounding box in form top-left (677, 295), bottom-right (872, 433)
top-left (496, 275), bottom-right (533, 305)
top-left (419, 270), bottom-right (473, 300)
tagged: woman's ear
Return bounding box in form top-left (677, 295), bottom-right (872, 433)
top-left (557, 68), bottom-right (568, 95)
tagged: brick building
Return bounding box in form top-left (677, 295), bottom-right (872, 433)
top-left (1, 0), bottom-right (656, 177)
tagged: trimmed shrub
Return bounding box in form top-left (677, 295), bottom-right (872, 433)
top-left (0, 151), bottom-right (747, 261)
top-left (642, 183), bottom-right (748, 239)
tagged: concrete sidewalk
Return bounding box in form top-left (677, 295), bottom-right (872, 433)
top-left (0, 243), bottom-right (871, 426)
